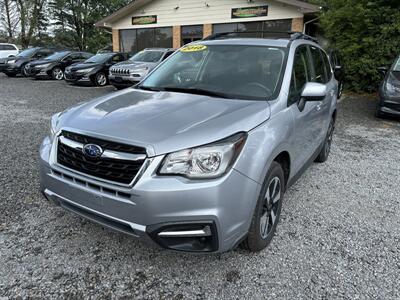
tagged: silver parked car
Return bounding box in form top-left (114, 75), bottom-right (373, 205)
top-left (40, 33), bottom-right (338, 253)
top-left (109, 48), bottom-right (175, 90)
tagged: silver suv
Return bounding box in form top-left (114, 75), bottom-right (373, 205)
top-left (40, 33), bottom-right (337, 253)
top-left (109, 48), bottom-right (175, 90)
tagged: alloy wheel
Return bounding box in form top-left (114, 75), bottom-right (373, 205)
top-left (53, 68), bottom-right (64, 80)
top-left (97, 73), bottom-right (107, 86)
top-left (260, 176), bottom-right (281, 239)
top-left (325, 121), bottom-right (334, 157)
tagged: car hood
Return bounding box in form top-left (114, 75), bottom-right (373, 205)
top-left (68, 62), bottom-right (102, 71)
top-left (29, 59), bottom-right (57, 67)
top-left (57, 88), bottom-right (271, 156)
top-left (112, 61), bottom-right (158, 70)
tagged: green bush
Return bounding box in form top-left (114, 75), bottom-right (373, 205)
top-left (314, 0), bottom-right (400, 93)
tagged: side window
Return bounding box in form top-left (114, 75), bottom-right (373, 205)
top-left (288, 45), bottom-right (312, 105)
top-left (310, 46), bottom-right (327, 83)
top-left (35, 49), bottom-right (52, 59)
top-left (162, 51), bottom-right (174, 61)
top-left (83, 53), bottom-right (93, 59)
top-left (112, 54), bottom-right (123, 62)
top-left (2, 45), bottom-right (16, 51)
top-left (321, 49), bottom-right (332, 81)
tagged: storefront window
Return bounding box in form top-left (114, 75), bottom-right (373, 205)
top-left (119, 27), bottom-right (172, 55)
top-left (155, 27), bottom-right (173, 48)
top-left (120, 29), bottom-right (137, 54)
top-left (181, 25), bottom-right (203, 45)
top-left (213, 19), bottom-right (292, 37)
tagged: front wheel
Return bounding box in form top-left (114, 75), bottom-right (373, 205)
top-left (51, 67), bottom-right (64, 80)
top-left (242, 162), bottom-right (285, 252)
top-left (95, 72), bottom-right (107, 86)
top-left (315, 117), bottom-right (335, 163)
top-left (21, 64), bottom-right (29, 77)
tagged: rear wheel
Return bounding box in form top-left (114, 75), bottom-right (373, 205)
top-left (315, 117), bottom-right (335, 163)
top-left (95, 72), bottom-right (107, 86)
top-left (52, 67), bottom-right (64, 80)
top-left (242, 162), bottom-right (284, 252)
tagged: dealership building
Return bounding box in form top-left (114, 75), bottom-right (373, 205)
top-left (96, 0), bottom-right (320, 54)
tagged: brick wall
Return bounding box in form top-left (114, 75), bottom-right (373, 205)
top-left (291, 18), bottom-right (304, 32)
top-left (112, 29), bottom-right (120, 52)
top-left (203, 24), bottom-right (213, 38)
top-left (173, 26), bottom-right (181, 49)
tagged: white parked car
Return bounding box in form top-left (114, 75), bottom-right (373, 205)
top-left (0, 43), bottom-right (19, 58)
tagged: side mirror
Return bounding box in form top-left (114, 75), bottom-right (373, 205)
top-left (377, 66), bottom-right (388, 76)
top-left (301, 82), bottom-right (327, 101)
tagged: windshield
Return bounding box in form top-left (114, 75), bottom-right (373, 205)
top-left (17, 48), bottom-right (38, 57)
top-left (85, 53), bottom-right (113, 63)
top-left (393, 56), bottom-right (400, 72)
top-left (45, 51), bottom-right (70, 60)
top-left (129, 50), bottom-right (164, 63)
top-left (139, 44), bottom-right (286, 100)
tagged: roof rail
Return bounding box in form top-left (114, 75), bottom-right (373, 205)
top-left (203, 31), bottom-right (318, 44)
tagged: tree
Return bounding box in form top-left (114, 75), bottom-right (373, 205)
top-left (15, 0), bottom-right (48, 48)
top-left (0, 0), bottom-right (19, 41)
top-left (310, 0), bottom-right (400, 92)
top-left (48, 0), bottom-right (130, 51)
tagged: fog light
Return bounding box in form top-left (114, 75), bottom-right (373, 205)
top-left (147, 222), bottom-right (218, 252)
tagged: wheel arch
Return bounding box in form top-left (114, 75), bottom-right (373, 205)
top-left (273, 151), bottom-right (291, 189)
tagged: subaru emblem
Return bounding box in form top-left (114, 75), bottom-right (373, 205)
top-left (82, 144), bottom-right (103, 158)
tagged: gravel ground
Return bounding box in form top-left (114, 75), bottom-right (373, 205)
top-left (0, 74), bottom-right (399, 299)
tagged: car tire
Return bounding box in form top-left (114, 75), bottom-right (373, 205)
top-left (338, 82), bottom-right (344, 99)
top-left (95, 72), bottom-right (107, 87)
top-left (315, 117), bottom-right (335, 163)
top-left (21, 64), bottom-right (29, 77)
top-left (51, 67), bottom-right (64, 80)
top-left (242, 161), bottom-right (285, 252)
top-left (5, 73), bottom-right (16, 77)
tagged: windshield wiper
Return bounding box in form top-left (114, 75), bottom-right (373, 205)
top-left (161, 87), bottom-right (230, 99)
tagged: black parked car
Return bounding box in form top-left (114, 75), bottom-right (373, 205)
top-left (65, 52), bottom-right (127, 86)
top-left (376, 55), bottom-right (400, 118)
top-left (3, 47), bottom-right (65, 77)
top-left (25, 51), bottom-right (93, 80)
top-left (328, 49), bottom-right (345, 98)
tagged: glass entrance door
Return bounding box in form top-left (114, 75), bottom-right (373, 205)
top-left (181, 25), bottom-right (203, 45)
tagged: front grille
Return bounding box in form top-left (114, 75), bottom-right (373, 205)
top-left (57, 131), bottom-right (147, 185)
top-left (111, 68), bottom-right (130, 76)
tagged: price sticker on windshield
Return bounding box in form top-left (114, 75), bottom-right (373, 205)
top-left (180, 45), bottom-right (207, 52)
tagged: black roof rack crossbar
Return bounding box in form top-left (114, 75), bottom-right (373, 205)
top-left (203, 31), bottom-right (318, 44)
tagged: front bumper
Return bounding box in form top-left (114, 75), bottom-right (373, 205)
top-left (109, 74), bottom-right (141, 87)
top-left (378, 94), bottom-right (400, 116)
top-left (39, 136), bottom-right (260, 253)
top-left (65, 71), bottom-right (93, 85)
top-left (4, 65), bottom-right (21, 75)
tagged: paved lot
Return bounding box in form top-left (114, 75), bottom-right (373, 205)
top-left (0, 73), bottom-right (399, 299)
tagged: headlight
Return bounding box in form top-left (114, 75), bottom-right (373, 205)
top-left (8, 60), bottom-right (16, 64)
top-left (77, 67), bottom-right (95, 73)
top-left (385, 81), bottom-right (400, 96)
top-left (49, 113), bottom-right (61, 142)
top-left (158, 133), bottom-right (247, 179)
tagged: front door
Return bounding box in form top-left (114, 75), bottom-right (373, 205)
top-left (287, 45), bottom-right (322, 174)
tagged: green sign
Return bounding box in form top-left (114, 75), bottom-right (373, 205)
top-left (232, 6), bottom-right (269, 19)
top-left (132, 15), bottom-right (157, 25)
